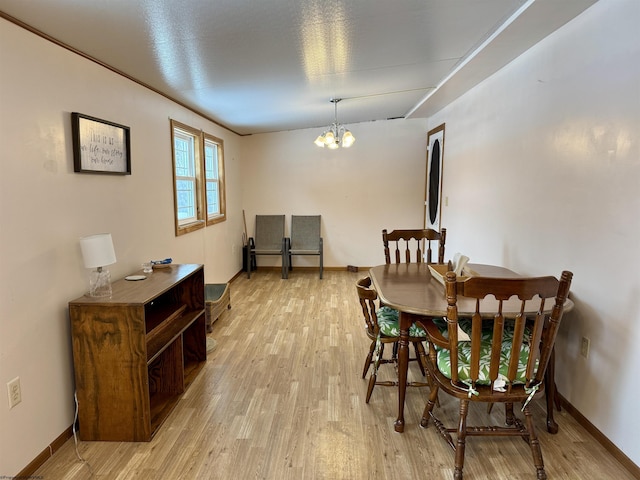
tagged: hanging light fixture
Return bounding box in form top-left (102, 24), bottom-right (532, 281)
top-left (314, 98), bottom-right (355, 149)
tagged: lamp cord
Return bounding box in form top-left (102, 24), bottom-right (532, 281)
top-left (73, 391), bottom-right (95, 476)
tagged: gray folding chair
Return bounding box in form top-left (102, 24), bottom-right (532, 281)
top-left (246, 215), bottom-right (287, 279)
top-left (287, 215), bottom-right (323, 279)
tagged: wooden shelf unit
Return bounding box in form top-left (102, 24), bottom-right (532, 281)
top-left (69, 264), bottom-right (206, 442)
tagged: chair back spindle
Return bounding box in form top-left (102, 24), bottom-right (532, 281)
top-left (382, 228), bottom-right (446, 264)
top-left (443, 270), bottom-right (572, 395)
top-left (356, 276), bottom-right (378, 336)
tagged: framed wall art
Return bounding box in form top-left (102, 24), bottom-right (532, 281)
top-left (72, 112), bottom-right (131, 174)
top-left (425, 123), bottom-right (445, 231)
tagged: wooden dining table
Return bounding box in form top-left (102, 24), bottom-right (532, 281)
top-left (369, 262), bottom-right (572, 434)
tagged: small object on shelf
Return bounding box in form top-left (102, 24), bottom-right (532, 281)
top-left (125, 275), bottom-right (147, 281)
top-left (79, 233), bottom-right (117, 297)
top-left (152, 258), bottom-right (172, 269)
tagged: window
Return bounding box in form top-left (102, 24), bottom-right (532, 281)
top-left (170, 120), bottom-right (226, 236)
top-left (175, 129), bottom-right (198, 224)
top-left (204, 133), bottom-right (226, 226)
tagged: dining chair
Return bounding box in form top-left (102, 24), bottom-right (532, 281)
top-left (246, 215), bottom-right (287, 279)
top-left (286, 215), bottom-right (323, 279)
top-left (417, 270), bottom-right (573, 480)
top-left (382, 228), bottom-right (446, 264)
top-left (356, 276), bottom-right (432, 403)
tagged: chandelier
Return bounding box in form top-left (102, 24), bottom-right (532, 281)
top-left (314, 98), bottom-right (355, 149)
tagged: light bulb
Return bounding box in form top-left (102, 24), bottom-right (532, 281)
top-left (342, 131), bottom-right (355, 147)
top-left (324, 131), bottom-right (335, 145)
top-left (314, 135), bottom-right (326, 147)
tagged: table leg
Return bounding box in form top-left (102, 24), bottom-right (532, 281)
top-left (545, 347), bottom-right (559, 434)
top-left (394, 311), bottom-right (410, 433)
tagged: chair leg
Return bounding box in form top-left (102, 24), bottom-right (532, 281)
top-left (366, 343), bottom-right (384, 403)
top-left (282, 253), bottom-right (288, 279)
top-left (523, 405), bottom-right (547, 480)
top-left (420, 383), bottom-right (439, 427)
top-left (414, 341), bottom-right (439, 406)
top-left (454, 399), bottom-right (470, 480)
top-left (365, 371), bottom-right (377, 403)
top-left (246, 250), bottom-right (253, 279)
top-left (505, 402), bottom-right (515, 426)
top-left (362, 340), bottom-right (376, 379)
top-left (413, 341), bottom-right (427, 376)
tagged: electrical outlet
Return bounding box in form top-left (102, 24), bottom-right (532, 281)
top-left (580, 336), bottom-right (590, 359)
top-left (7, 377), bottom-right (21, 409)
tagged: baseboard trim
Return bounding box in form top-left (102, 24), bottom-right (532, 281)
top-left (237, 265), bottom-right (365, 275)
top-left (17, 426), bottom-right (73, 478)
top-left (558, 394), bottom-right (639, 478)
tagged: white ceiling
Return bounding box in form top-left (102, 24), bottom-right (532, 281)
top-left (0, 0), bottom-right (597, 135)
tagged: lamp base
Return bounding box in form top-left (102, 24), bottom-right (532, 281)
top-left (88, 267), bottom-right (112, 297)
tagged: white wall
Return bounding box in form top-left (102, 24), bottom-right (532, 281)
top-left (427, 0), bottom-right (639, 465)
top-left (2, 0), bottom-right (639, 475)
top-left (0, 19), bottom-right (244, 475)
top-left (0, 19), bottom-right (428, 476)
top-left (241, 118), bottom-right (428, 269)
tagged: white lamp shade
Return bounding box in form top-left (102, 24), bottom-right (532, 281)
top-left (342, 130), bottom-right (355, 147)
top-left (324, 131), bottom-right (335, 144)
top-left (80, 233), bottom-right (116, 269)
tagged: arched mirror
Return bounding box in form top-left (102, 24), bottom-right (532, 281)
top-left (425, 123), bottom-right (445, 230)
top-left (428, 138), bottom-right (441, 224)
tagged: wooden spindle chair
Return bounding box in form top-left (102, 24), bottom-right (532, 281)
top-left (418, 270), bottom-right (573, 480)
top-left (356, 276), bottom-right (432, 403)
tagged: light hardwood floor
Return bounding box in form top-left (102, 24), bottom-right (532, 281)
top-left (35, 270), bottom-right (635, 479)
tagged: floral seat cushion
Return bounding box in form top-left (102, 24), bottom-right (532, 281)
top-left (432, 317), bottom-right (534, 385)
top-left (376, 306), bottom-right (426, 338)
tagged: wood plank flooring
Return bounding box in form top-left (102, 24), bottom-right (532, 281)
top-left (35, 269), bottom-right (635, 479)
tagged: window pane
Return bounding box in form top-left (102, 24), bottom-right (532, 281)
top-left (204, 137), bottom-right (223, 221)
top-left (205, 142), bottom-right (218, 180)
top-left (175, 135), bottom-right (194, 177)
top-left (206, 180), bottom-right (219, 215)
top-left (176, 179), bottom-right (196, 222)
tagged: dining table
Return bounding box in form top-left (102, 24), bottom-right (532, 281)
top-left (368, 262), bottom-right (573, 434)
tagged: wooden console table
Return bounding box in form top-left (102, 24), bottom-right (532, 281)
top-left (69, 264), bottom-right (206, 441)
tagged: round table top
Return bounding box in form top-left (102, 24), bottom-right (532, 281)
top-left (369, 263), bottom-right (573, 318)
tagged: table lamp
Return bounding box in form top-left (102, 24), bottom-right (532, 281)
top-left (80, 233), bottom-right (116, 297)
